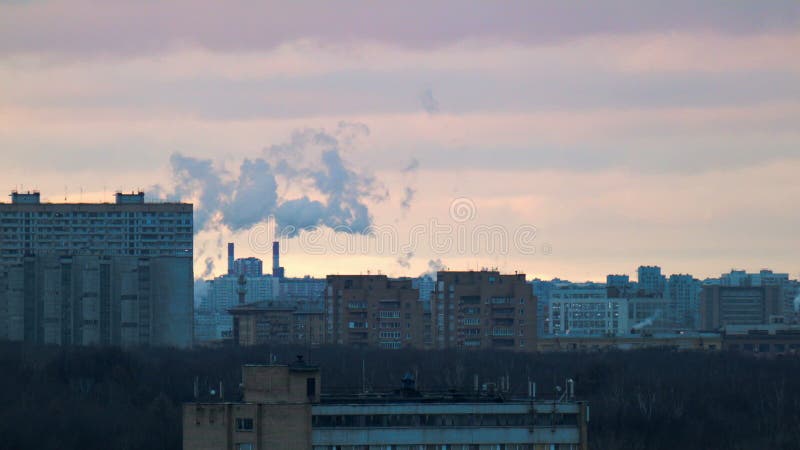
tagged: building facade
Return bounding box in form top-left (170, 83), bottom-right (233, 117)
top-left (325, 275), bottom-right (424, 349)
top-left (280, 276), bottom-right (326, 303)
top-left (183, 360), bottom-right (590, 450)
top-left (636, 266), bottom-right (666, 297)
top-left (0, 191), bottom-right (193, 347)
top-left (230, 299), bottom-right (325, 347)
top-left (700, 285), bottom-right (782, 330)
top-left (233, 258), bottom-right (264, 277)
top-left (433, 271), bottom-right (536, 351)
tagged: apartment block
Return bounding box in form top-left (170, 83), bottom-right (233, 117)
top-left (0, 191), bottom-right (193, 347)
top-left (230, 299), bottom-right (325, 347)
top-left (325, 275), bottom-right (424, 349)
top-left (433, 271), bottom-right (536, 351)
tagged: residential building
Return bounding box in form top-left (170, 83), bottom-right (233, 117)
top-left (0, 190), bottom-right (193, 347)
top-left (549, 297), bottom-right (628, 337)
top-left (0, 253), bottom-right (192, 347)
top-left (667, 274), bottom-right (701, 329)
top-left (196, 274), bottom-right (280, 342)
top-left (325, 275), bottom-right (424, 349)
top-left (636, 265), bottom-right (666, 297)
top-left (230, 299), bottom-right (325, 347)
top-left (279, 276), bottom-right (326, 303)
top-left (432, 270), bottom-right (536, 351)
top-left (233, 257), bottom-right (264, 277)
top-left (183, 358), bottom-right (591, 450)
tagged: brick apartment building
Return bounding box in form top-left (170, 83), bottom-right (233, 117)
top-left (433, 271), bottom-right (536, 351)
top-left (325, 275), bottom-right (425, 349)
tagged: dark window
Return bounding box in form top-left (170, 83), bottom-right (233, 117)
top-left (235, 417), bottom-right (254, 431)
top-left (307, 377), bottom-right (316, 398)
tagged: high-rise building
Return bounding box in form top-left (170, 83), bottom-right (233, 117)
top-left (0, 191), bottom-right (193, 347)
top-left (667, 274), bottom-right (701, 329)
top-left (233, 257), bottom-right (263, 277)
top-left (279, 276), bottom-right (326, 302)
top-left (433, 270), bottom-right (536, 351)
top-left (272, 241), bottom-right (284, 278)
top-left (637, 265), bottom-right (666, 297)
top-left (325, 275), bottom-right (424, 349)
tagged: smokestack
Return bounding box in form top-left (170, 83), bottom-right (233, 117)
top-left (227, 243), bottom-right (234, 275)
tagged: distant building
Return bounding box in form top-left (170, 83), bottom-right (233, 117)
top-left (412, 274), bottom-right (436, 301)
top-left (433, 270), bottom-right (536, 351)
top-left (233, 257), bottom-right (264, 277)
top-left (325, 275), bottom-right (424, 349)
top-left (230, 298), bottom-right (325, 347)
top-left (667, 274), bottom-right (701, 329)
top-left (721, 323), bottom-right (800, 357)
top-left (717, 269), bottom-right (796, 322)
top-left (628, 297), bottom-right (681, 334)
top-left (195, 274), bottom-right (280, 342)
top-left (700, 285), bottom-right (782, 330)
top-left (605, 274), bottom-right (631, 291)
top-left (183, 359), bottom-right (591, 450)
top-left (549, 297), bottom-right (628, 337)
top-left (538, 332), bottom-right (721, 353)
top-left (0, 191), bottom-right (193, 347)
top-left (636, 265), bottom-right (666, 297)
top-left (279, 276), bottom-right (326, 303)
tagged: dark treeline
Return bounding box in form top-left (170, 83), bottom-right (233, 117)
top-left (1, 343), bottom-right (799, 450)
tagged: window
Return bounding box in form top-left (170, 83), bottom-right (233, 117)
top-left (236, 444), bottom-right (253, 450)
top-left (235, 417), bottom-right (254, 431)
top-left (307, 377), bottom-right (316, 398)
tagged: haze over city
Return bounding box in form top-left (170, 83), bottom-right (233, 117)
top-left (2, 1), bottom-right (799, 282)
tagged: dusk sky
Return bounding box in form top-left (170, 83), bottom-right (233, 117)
top-left (2, 1), bottom-right (799, 281)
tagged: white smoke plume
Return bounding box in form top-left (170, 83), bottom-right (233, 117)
top-left (399, 157), bottom-right (419, 212)
top-left (396, 251), bottom-right (414, 269)
top-left (422, 259), bottom-right (447, 279)
top-left (161, 123), bottom-right (382, 236)
top-left (419, 88), bottom-right (440, 114)
top-left (632, 309), bottom-right (662, 330)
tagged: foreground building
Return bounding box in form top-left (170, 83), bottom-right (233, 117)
top-left (183, 358), bottom-right (590, 450)
top-left (0, 191), bottom-right (193, 347)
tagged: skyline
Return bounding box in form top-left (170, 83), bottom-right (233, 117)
top-left (2, 1), bottom-right (799, 281)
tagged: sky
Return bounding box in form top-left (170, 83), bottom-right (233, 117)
top-left (1, 1), bottom-right (799, 282)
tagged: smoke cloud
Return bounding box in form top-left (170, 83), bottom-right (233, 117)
top-left (419, 88), bottom-right (440, 114)
top-left (632, 309), bottom-right (662, 330)
top-left (163, 123), bottom-right (380, 236)
top-left (400, 187), bottom-right (416, 210)
top-left (423, 258), bottom-right (447, 279)
top-left (396, 251), bottom-right (414, 269)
